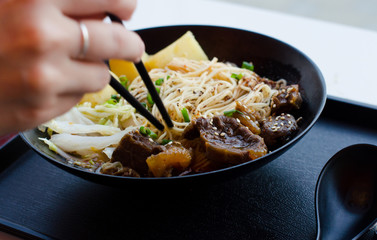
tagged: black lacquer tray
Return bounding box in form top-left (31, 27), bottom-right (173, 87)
top-left (0, 98), bottom-right (376, 240)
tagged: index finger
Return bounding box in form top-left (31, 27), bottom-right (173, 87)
top-left (54, 0), bottom-right (137, 20)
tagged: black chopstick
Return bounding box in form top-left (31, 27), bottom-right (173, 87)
top-left (133, 61), bottom-right (174, 128)
top-left (104, 61), bottom-right (164, 131)
top-left (107, 13), bottom-right (174, 129)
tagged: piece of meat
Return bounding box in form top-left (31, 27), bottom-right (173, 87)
top-left (260, 113), bottom-right (298, 149)
top-left (271, 84), bottom-right (302, 115)
top-left (183, 116), bottom-right (268, 166)
top-left (260, 77), bottom-right (286, 89)
top-left (111, 131), bottom-right (164, 176)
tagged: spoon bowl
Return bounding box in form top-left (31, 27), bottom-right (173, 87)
top-left (315, 144), bottom-right (377, 240)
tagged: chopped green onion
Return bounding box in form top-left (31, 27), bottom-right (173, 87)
top-left (106, 98), bottom-right (118, 105)
top-left (149, 130), bottom-right (158, 139)
top-left (47, 128), bottom-right (54, 136)
top-left (140, 126), bottom-right (148, 136)
top-left (242, 61), bottom-right (254, 71)
top-left (161, 139), bottom-right (172, 145)
top-left (231, 73), bottom-right (243, 80)
top-left (139, 126), bottom-right (157, 139)
top-left (147, 93), bottom-right (154, 105)
top-left (119, 75), bottom-right (128, 87)
top-left (181, 108), bottom-right (190, 122)
top-left (111, 94), bottom-right (121, 102)
top-left (224, 109), bottom-right (243, 117)
top-left (167, 75), bottom-right (171, 80)
top-left (147, 87), bottom-right (160, 105)
top-left (137, 102), bottom-right (150, 113)
top-left (155, 78), bottom-right (164, 86)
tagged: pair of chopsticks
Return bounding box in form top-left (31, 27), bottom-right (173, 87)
top-left (105, 14), bottom-right (173, 131)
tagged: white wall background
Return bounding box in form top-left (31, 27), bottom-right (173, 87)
top-left (213, 0), bottom-right (377, 32)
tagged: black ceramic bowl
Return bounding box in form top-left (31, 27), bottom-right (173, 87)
top-left (21, 25), bottom-right (326, 187)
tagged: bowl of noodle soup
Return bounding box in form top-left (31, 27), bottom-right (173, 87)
top-left (21, 25), bottom-right (326, 186)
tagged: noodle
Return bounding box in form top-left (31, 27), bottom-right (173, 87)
top-left (127, 57), bottom-right (285, 140)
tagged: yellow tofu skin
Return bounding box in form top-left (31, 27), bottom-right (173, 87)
top-left (144, 31), bottom-right (208, 70)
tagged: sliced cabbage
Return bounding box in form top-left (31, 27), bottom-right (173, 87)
top-left (49, 127), bottom-right (135, 155)
top-left (53, 107), bottom-right (94, 125)
top-left (39, 107), bottom-right (94, 133)
top-left (77, 102), bottom-right (135, 125)
top-left (103, 147), bottom-right (116, 159)
top-left (42, 120), bottom-right (121, 135)
top-left (39, 138), bottom-right (83, 163)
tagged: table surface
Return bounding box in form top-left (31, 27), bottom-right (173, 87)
top-left (129, 0), bottom-right (377, 107)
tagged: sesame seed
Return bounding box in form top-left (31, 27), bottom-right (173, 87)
top-left (246, 116), bottom-right (250, 120)
top-left (212, 127), bottom-right (217, 130)
top-left (281, 116), bottom-right (285, 120)
top-left (287, 114), bottom-right (291, 117)
top-left (236, 118), bottom-right (241, 123)
top-left (214, 132), bottom-right (219, 136)
top-left (288, 121), bottom-right (292, 124)
top-left (220, 132), bottom-right (226, 137)
top-left (149, 138), bottom-right (154, 142)
top-left (274, 122), bottom-right (278, 126)
top-left (272, 104), bottom-right (276, 108)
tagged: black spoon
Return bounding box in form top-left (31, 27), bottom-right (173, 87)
top-left (315, 144), bottom-right (377, 240)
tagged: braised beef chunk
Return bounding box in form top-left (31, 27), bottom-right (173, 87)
top-left (260, 77), bottom-right (286, 89)
top-left (260, 113), bottom-right (298, 149)
top-left (183, 116), bottom-right (267, 166)
top-left (100, 162), bottom-right (141, 177)
top-left (111, 131), bottom-right (164, 176)
top-left (271, 84), bottom-right (302, 115)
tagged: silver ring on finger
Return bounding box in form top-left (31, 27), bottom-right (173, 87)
top-left (78, 22), bottom-right (89, 59)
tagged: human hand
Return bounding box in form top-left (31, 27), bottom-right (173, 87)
top-left (0, 0), bottom-right (144, 135)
